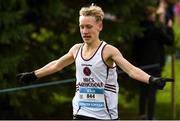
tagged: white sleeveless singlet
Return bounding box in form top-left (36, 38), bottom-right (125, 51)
top-left (73, 41), bottom-right (119, 119)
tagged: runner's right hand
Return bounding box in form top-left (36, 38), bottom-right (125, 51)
top-left (17, 72), bottom-right (37, 85)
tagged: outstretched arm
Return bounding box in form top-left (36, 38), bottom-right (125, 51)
top-left (104, 45), bottom-right (150, 83)
top-left (35, 52), bottom-right (74, 78)
top-left (109, 46), bottom-right (150, 84)
top-left (17, 44), bottom-right (81, 84)
top-left (105, 45), bottom-right (173, 89)
top-left (35, 43), bottom-right (81, 78)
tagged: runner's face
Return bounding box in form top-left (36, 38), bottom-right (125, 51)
top-left (79, 16), bottom-right (102, 44)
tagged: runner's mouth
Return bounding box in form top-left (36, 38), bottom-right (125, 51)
top-left (83, 36), bottom-right (91, 39)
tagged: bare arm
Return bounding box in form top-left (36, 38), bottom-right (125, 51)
top-left (105, 45), bottom-right (150, 84)
top-left (34, 44), bottom-right (81, 78)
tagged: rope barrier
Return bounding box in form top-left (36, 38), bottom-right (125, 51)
top-left (0, 78), bottom-right (75, 93)
top-left (0, 63), bottom-right (160, 93)
top-left (117, 63), bottom-right (160, 74)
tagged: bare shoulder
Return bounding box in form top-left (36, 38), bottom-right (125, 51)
top-left (69, 43), bottom-right (83, 57)
top-left (103, 44), bottom-right (122, 57)
top-left (70, 43), bottom-right (82, 51)
top-left (104, 44), bottom-right (118, 50)
top-left (102, 43), bottom-right (123, 67)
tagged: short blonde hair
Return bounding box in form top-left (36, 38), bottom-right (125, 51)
top-left (79, 4), bottom-right (104, 22)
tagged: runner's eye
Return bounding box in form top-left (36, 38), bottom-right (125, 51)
top-left (86, 25), bottom-right (92, 29)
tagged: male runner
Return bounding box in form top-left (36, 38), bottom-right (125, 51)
top-left (17, 4), bottom-right (169, 120)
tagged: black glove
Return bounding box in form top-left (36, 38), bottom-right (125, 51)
top-left (149, 76), bottom-right (166, 90)
top-left (17, 71), bottom-right (37, 85)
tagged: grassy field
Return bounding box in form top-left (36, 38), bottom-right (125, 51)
top-left (119, 58), bottom-right (180, 120)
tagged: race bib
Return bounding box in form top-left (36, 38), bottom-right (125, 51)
top-left (79, 87), bottom-right (105, 108)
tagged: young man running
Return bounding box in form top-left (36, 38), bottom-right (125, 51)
top-left (17, 4), bottom-right (169, 120)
